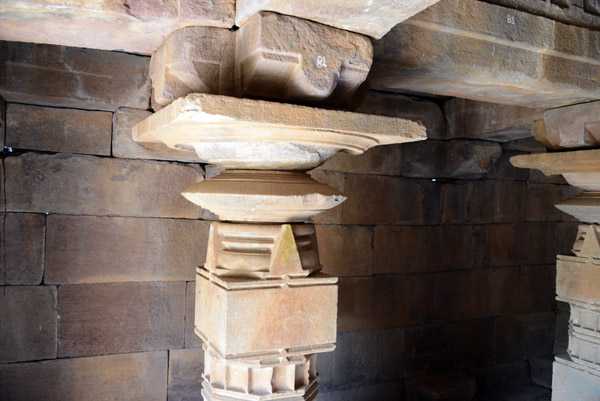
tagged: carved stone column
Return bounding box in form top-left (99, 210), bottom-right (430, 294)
top-left (511, 101), bottom-right (600, 400)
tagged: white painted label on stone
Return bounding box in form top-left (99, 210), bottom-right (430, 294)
top-left (506, 14), bottom-right (516, 25)
top-left (316, 56), bottom-right (327, 69)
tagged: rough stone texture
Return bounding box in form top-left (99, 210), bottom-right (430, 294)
top-left (318, 145), bottom-right (403, 176)
top-left (6, 103), bottom-right (112, 155)
top-left (525, 183), bottom-right (582, 221)
top-left (58, 282), bottom-right (186, 357)
top-left (342, 175), bottom-right (439, 225)
top-left (374, 225), bottom-right (484, 274)
top-left (0, 41), bottom-right (151, 111)
top-left (168, 348), bottom-right (205, 401)
top-left (236, 12), bottom-right (372, 103)
top-left (337, 275), bottom-right (433, 332)
top-left (485, 223), bottom-right (559, 267)
top-left (520, 265), bottom-right (557, 313)
top-left (494, 312), bottom-right (556, 364)
top-left (487, 149), bottom-right (531, 181)
top-left (443, 98), bottom-right (543, 141)
top-left (539, 101), bottom-right (600, 150)
top-left (151, 26), bottom-right (234, 108)
top-left (0, 0), bottom-right (234, 55)
top-left (405, 371), bottom-right (477, 401)
top-left (0, 351), bottom-right (168, 401)
top-left (133, 94), bottom-right (426, 171)
top-left (1, 213), bottom-right (45, 285)
top-left (235, 0), bottom-right (441, 39)
top-left (401, 140), bottom-right (502, 179)
top-left (0, 286), bottom-right (57, 364)
top-left (316, 225), bottom-right (373, 277)
top-left (371, 0), bottom-right (600, 108)
top-left (553, 356), bottom-right (600, 401)
top-left (433, 267), bottom-right (520, 322)
top-left (319, 328), bottom-right (404, 392)
top-left (45, 215), bottom-right (209, 284)
top-left (404, 319), bottom-right (494, 377)
top-left (185, 281), bottom-right (203, 349)
top-left (557, 256), bottom-right (600, 304)
top-left (113, 108), bottom-right (198, 162)
top-left (308, 170), bottom-right (345, 225)
top-left (5, 153), bottom-right (204, 218)
top-left (319, 381), bottom-right (403, 401)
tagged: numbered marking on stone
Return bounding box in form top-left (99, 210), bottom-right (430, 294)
top-left (507, 14), bottom-right (515, 25)
top-left (316, 55), bottom-right (327, 69)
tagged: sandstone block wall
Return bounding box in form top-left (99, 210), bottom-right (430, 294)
top-left (0, 40), bottom-right (577, 401)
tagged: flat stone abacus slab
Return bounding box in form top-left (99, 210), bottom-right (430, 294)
top-left (133, 94), bottom-right (426, 170)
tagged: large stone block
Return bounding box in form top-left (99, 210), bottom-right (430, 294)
top-left (494, 312), bottom-right (556, 364)
top-left (6, 153), bottom-right (204, 218)
top-left (112, 107), bottom-right (199, 162)
top-left (342, 174), bottom-right (439, 225)
top-left (235, 0), bottom-right (441, 39)
top-left (374, 225), bottom-right (484, 274)
top-left (0, 0), bottom-right (234, 55)
top-left (337, 275), bottom-right (433, 332)
top-left (45, 215), bottom-right (209, 284)
top-left (1, 213), bottom-right (45, 285)
top-left (557, 192), bottom-right (600, 223)
top-left (538, 101), bottom-right (600, 150)
top-left (0, 286), bottom-right (57, 364)
top-left (318, 145), bottom-right (403, 176)
top-left (520, 265), bottom-right (556, 313)
top-left (168, 348), bottom-right (205, 401)
top-left (557, 256), bottom-right (600, 304)
top-left (6, 103), bottom-right (112, 155)
top-left (405, 371), bottom-right (477, 401)
top-left (319, 381), bottom-right (403, 401)
top-left (151, 26), bottom-right (235, 108)
top-left (0, 351), bottom-right (168, 401)
top-left (0, 41), bottom-right (151, 110)
top-left (433, 267), bottom-right (520, 322)
top-left (316, 225), bottom-right (373, 277)
top-left (443, 98), bottom-right (543, 141)
top-left (236, 12), bottom-right (372, 103)
top-left (553, 356), bottom-right (600, 401)
top-left (525, 183), bottom-right (582, 222)
top-left (371, 0), bottom-right (600, 108)
top-left (58, 282), bottom-right (186, 357)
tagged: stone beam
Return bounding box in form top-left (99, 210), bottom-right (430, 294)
top-left (370, 0), bottom-right (600, 108)
top-left (234, 0), bottom-right (442, 39)
top-left (0, 0), bottom-right (234, 55)
top-left (533, 101), bottom-right (600, 150)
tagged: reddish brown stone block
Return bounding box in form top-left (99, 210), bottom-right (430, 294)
top-left (45, 215), bottom-right (209, 284)
top-left (0, 351), bottom-right (168, 400)
top-left (374, 225), bottom-right (484, 274)
top-left (433, 267), bottom-right (520, 322)
top-left (404, 319), bottom-right (494, 377)
top-left (520, 265), bottom-right (556, 313)
top-left (58, 282), bottom-right (186, 357)
top-left (485, 222), bottom-right (559, 267)
top-left (1, 213), bottom-right (45, 285)
top-left (316, 225), bottom-right (373, 277)
top-left (0, 286), bottom-right (57, 364)
top-left (168, 348), bottom-right (205, 401)
top-left (342, 174), bottom-right (439, 225)
top-left (0, 41), bottom-right (151, 110)
top-left (6, 103), bottom-right (112, 155)
top-left (6, 153), bottom-right (204, 218)
top-left (319, 145), bottom-right (403, 176)
top-left (494, 312), bottom-right (555, 364)
top-left (337, 275), bottom-right (433, 332)
top-left (486, 150), bottom-right (531, 181)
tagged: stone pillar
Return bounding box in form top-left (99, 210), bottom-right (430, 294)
top-left (511, 101), bottom-right (600, 400)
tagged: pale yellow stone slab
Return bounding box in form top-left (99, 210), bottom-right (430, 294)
top-left (510, 150), bottom-right (600, 177)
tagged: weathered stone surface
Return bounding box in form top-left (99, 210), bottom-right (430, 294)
top-left (405, 319), bottom-right (494, 377)
top-left (494, 312), bottom-right (556, 364)
top-left (0, 41), bottom-right (151, 110)
top-left (559, 221), bottom-right (580, 255)
top-left (185, 281), bottom-right (203, 349)
top-left (236, 12), bottom-right (372, 103)
top-left (0, 286), bottom-right (57, 364)
top-left (553, 356), bottom-right (600, 401)
top-left (183, 171), bottom-right (345, 223)
top-left (487, 150), bottom-right (531, 181)
top-left (58, 282), bottom-right (186, 357)
top-left (405, 371), bottom-right (477, 401)
top-left (316, 225), bottom-right (373, 277)
top-left (539, 100), bottom-right (600, 150)
top-left (151, 26), bottom-right (234, 108)
top-left (235, 0), bottom-right (441, 39)
top-left (45, 215), bottom-right (209, 284)
top-left (168, 348), bottom-right (205, 401)
top-left (0, 0), bottom-right (234, 55)
top-left (6, 153), bottom-right (204, 218)
top-left (0, 351), bottom-right (168, 401)
top-left (511, 149), bottom-right (600, 179)
top-left (485, 223), bottom-right (558, 267)
top-left (444, 98), bottom-right (543, 141)
top-left (113, 108), bottom-right (199, 162)
top-left (371, 0), bottom-right (600, 108)
top-left (134, 94), bottom-right (426, 170)
top-left (557, 256), bottom-right (600, 304)
top-left (520, 265), bottom-right (556, 313)
top-left (1, 213), bottom-right (45, 285)
top-left (309, 170), bottom-right (345, 225)
top-left (573, 224), bottom-right (600, 258)
top-left (525, 183), bottom-right (582, 221)
top-left (433, 267), bottom-right (520, 322)
top-left (374, 225), bottom-right (484, 274)
top-left (401, 140), bottom-right (502, 179)
top-left (319, 328), bottom-right (404, 392)
top-left (503, 136), bottom-right (548, 153)
top-left (6, 103), bottom-right (112, 155)
top-left (318, 145), bottom-right (403, 176)
top-left (337, 275), bottom-right (433, 332)
top-left (319, 381), bottom-right (403, 401)
top-left (556, 193), bottom-right (600, 223)
top-left (342, 175), bottom-right (439, 225)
